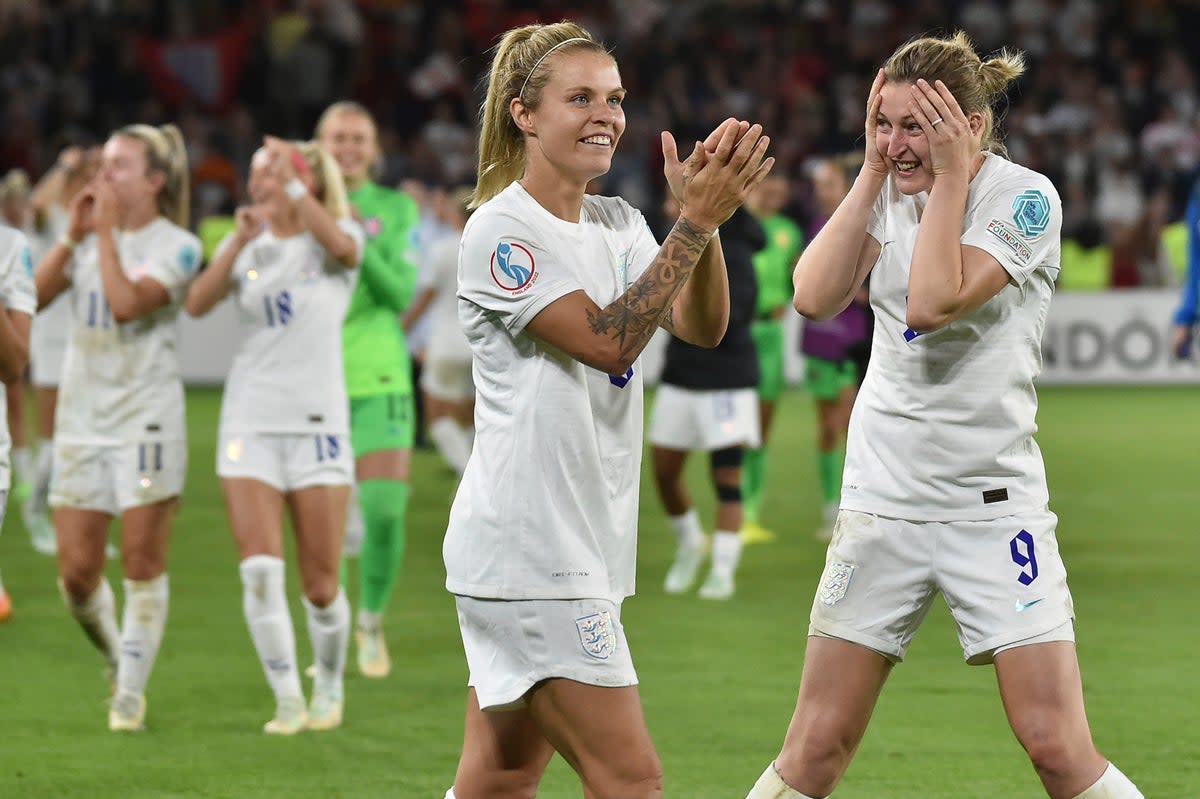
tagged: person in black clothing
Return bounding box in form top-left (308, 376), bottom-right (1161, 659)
top-left (650, 198), bottom-right (764, 600)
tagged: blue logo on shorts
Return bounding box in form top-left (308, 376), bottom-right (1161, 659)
top-left (575, 611), bottom-right (617, 660)
top-left (1011, 190), bottom-right (1051, 238)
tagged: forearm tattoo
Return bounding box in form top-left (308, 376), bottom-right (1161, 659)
top-left (586, 216), bottom-right (711, 362)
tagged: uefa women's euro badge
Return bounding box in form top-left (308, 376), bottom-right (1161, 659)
top-left (575, 610), bottom-right (618, 660)
top-left (818, 562), bottom-right (855, 606)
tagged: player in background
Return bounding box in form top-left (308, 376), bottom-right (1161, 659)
top-left (798, 155), bottom-right (872, 541)
top-left (743, 33), bottom-right (1144, 799)
top-left (0, 225), bottom-right (37, 621)
top-left (186, 137), bottom-right (362, 734)
top-left (316, 101), bottom-right (420, 678)
top-left (654, 197), bottom-right (763, 600)
top-left (35, 123), bottom-right (200, 732)
top-left (402, 186), bottom-right (475, 476)
top-left (0, 171), bottom-right (37, 538)
top-left (442, 20), bottom-right (773, 799)
top-left (18, 146), bottom-right (102, 553)
top-left (740, 173), bottom-right (802, 544)
top-left (1170, 176), bottom-right (1199, 359)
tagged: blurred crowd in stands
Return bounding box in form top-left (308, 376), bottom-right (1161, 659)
top-left (2, 0), bottom-right (1198, 290)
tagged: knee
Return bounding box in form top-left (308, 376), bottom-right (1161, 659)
top-left (301, 574), bottom-right (339, 608)
top-left (59, 569), bottom-right (101, 603)
top-left (122, 550), bottom-right (163, 582)
top-left (1018, 724), bottom-right (1081, 778)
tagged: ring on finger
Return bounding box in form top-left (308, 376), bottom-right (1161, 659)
top-left (931, 117), bottom-right (944, 127)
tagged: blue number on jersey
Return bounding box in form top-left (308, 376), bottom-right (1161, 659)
top-left (609, 366), bottom-right (634, 388)
top-left (264, 290), bottom-right (294, 327)
top-left (87, 291), bottom-right (113, 329)
top-left (1009, 529), bottom-right (1039, 585)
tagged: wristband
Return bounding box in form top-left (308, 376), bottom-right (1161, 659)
top-left (58, 233), bottom-right (78, 252)
top-left (284, 177), bottom-right (308, 202)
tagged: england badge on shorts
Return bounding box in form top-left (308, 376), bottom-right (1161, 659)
top-left (575, 611), bottom-right (617, 660)
top-left (818, 562), bottom-right (855, 606)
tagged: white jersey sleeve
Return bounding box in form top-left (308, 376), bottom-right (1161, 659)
top-left (961, 171), bottom-right (1061, 286)
top-left (0, 228), bottom-right (38, 318)
top-left (140, 228), bottom-right (203, 303)
top-left (458, 211), bottom-right (581, 336)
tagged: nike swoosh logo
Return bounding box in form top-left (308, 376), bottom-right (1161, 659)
top-left (1014, 598), bottom-right (1045, 612)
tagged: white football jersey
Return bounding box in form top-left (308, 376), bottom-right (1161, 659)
top-left (0, 226), bottom-right (38, 489)
top-left (30, 204), bottom-right (73, 350)
top-left (419, 233), bottom-right (471, 362)
top-left (218, 218), bottom-right (363, 435)
top-left (842, 153), bottom-right (1061, 521)
top-left (444, 182), bottom-right (661, 603)
top-left (55, 217), bottom-right (201, 446)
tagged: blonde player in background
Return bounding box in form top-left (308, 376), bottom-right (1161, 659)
top-left (744, 33), bottom-right (1144, 799)
top-left (316, 102), bottom-right (420, 679)
top-left (442, 20), bottom-right (773, 799)
top-left (19, 146), bottom-right (102, 553)
top-left (185, 137), bottom-right (362, 734)
top-left (35, 123), bottom-right (200, 732)
top-left (402, 186), bottom-right (475, 476)
top-left (0, 224), bottom-right (37, 621)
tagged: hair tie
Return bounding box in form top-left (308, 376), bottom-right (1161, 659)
top-left (519, 37), bottom-right (590, 101)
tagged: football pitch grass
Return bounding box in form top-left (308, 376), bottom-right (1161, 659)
top-left (1, 386), bottom-right (1196, 798)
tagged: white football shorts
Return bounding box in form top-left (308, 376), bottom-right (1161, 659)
top-left (648, 384), bottom-right (761, 451)
top-left (50, 440), bottom-right (187, 515)
top-left (455, 596), bottom-right (638, 712)
top-left (809, 508), bottom-right (1075, 665)
top-left (216, 432), bottom-right (353, 492)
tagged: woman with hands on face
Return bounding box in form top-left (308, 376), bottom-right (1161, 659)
top-left (185, 136), bottom-right (363, 735)
top-left (443, 20), bottom-right (772, 799)
top-left (35, 123), bottom-right (201, 733)
top-left (747, 32), bottom-right (1145, 799)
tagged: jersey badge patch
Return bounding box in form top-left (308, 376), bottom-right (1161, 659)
top-left (575, 611), bottom-right (617, 660)
top-left (1011, 189), bottom-right (1051, 238)
top-left (178, 244), bottom-right (200, 273)
top-left (986, 218), bottom-right (1033, 263)
top-left (364, 216), bottom-right (382, 239)
top-left (817, 561), bottom-right (855, 606)
top-left (20, 245), bottom-right (33, 277)
top-left (491, 240), bottom-right (536, 293)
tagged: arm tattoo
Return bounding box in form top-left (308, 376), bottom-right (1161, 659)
top-left (586, 216), bottom-right (711, 363)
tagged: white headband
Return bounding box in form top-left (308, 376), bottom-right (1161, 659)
top-left (519, 37), bottom-right (591, 100)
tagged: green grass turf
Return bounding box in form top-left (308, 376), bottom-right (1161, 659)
top-left (1, 386), bottom-right (1196, 798)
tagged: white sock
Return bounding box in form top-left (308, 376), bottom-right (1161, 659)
top-left (746, 762), bottom-right (822, 799)
top-left (668, 508), bottom-right (704, 552)
top-left (357, 607), bottom-right (382, 634)
top-left (343, 481), bottom-right (364, 557)
top-left (239, 555), bottom-right (303, 701)
top-left (710, 529), bottom-right (744, 579)
top-left (430, 417), bottom-right (471, 475)
top-left (445, 790), bottom-right (457, 799)
top-left (12, 446), bottom-right (32, 484)
top-left (1071, 763), bottom-right (1144, 799)
top-left (60, 577), bottom-right (120, 669)
top-left (117, 574), bottom-right (169, 699)
top-left (303, 588), bottom-right (350, 699)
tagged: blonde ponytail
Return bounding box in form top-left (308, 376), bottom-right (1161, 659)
top-left (883, 31), bottom-right (1026, 156)
top-left (471, 21), bottom-right (608, 209)
top-left (296, 140), bottom-right (351, 220)
top-left (115, 123), bottom-right (191, 227)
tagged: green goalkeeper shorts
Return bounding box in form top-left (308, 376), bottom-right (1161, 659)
top-left (804, 357), bottom-right (857, 401)
top-left (350, 392), bottom-right (415, 456)
top-left (751, 318), bottom-right (786, 401)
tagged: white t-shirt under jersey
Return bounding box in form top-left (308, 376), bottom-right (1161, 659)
top-left (419, 233), bottom-right (471, 363)
top-left (842, 153), bottom-right (1061, 521)
top-left (56, 218), bottom-right (201, 446)
top-left (0, 227), bottom-right (39, 489)
top-left (444, 182), bottom-right (661, 603)
top-left (218, 219), bottom-right (363, 436)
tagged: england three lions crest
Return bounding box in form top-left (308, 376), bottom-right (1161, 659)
top-left (818, 562), bottom-right (855, 606)
top-left (575, 610), bottom-right (618, 660)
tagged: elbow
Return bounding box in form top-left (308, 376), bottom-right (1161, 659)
top-left (904, 304), bottom-right (951, 334)
top-left (334, 241), bottom-right (359, 268)
top-left (794, 293), bottom-right (837, 322)
top-left (110, 302), bottom-right (141, 324)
